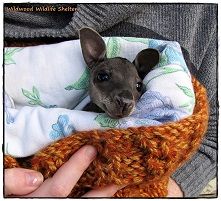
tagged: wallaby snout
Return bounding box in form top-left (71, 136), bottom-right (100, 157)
top-left (113, 90), bottom-right (134, 118)
top-left (79, 27), bottom-right (160, 119)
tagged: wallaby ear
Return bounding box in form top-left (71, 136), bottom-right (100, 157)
top-left (79, 27), bottom-right (106, 68)
top-left (133, 48), bottom-right (160, 79)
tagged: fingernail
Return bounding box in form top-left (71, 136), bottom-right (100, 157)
top-left (85, 146), bottom-right (97, 159)
top-left (25, 172), bottom-right (43, 186)
top-left (119, 184), bottom-right (127, 190)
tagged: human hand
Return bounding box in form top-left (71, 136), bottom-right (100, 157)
top-left (4, 145), bottom-right (123, 197)
top-left (167, 177), bottom-right (183, 197)
top-left (4, 168), bottom-right (44, 196)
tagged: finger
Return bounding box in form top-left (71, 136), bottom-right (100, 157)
top-left (4, 168), bottom-right (44, 196)
top-left (27, 145), bottom-right (97, 197)
top-left (82, 184), bottom-right (125, 198)
top-left (167, 178), bottom-right (183, 197)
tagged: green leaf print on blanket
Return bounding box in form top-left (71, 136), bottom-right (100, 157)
top-left (106, 37), bottom-right (121, 58)
top-left (176, 83), bottom-right (195, 113)
top-left (4, 48), bottom-right (23, 65)
top-left (179, 99), bottom-right (195, 113)
top-left (158, 47), bottom-right (189, 75)
top-left (65, 68), bottom-right (90, 90)
top-left (159, 52), bottom-right (168, 67)
top-left (176, 84), bottom-right (195, 98)
top-left (95, 114), bottom-right (119, 128)
top-left (145, 67), bottom-right (183, 86)
top-left (121, 37), bottom-right (149, 45)
top-left (22, 86), bottom-right (57, 108)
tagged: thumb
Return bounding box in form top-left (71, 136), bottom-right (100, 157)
top-left (4, 168), bottom-right (44, 196)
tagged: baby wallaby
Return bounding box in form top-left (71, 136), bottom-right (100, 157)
top-left (79, 27), bottom-right (159, 119)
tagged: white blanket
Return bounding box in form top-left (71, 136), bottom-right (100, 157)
top-left (4, 37), bottom-right (195, 157)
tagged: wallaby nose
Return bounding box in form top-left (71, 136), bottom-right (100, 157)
top-left (114, 91), bottom-right (134, 115)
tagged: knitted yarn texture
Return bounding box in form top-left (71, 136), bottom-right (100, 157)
top-left (4, 77), bottom-right (209, 197)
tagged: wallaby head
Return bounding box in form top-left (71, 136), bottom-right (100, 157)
top-left (79, 27), bottom-right (159, 119)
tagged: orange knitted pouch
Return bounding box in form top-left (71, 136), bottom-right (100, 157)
top-left (4, 77), bottom-right (209, 197)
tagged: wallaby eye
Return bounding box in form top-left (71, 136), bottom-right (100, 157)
top-left (97, 72), bottom-right (110, 82)
top-left (136, 82), bottom-right (143, 92)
